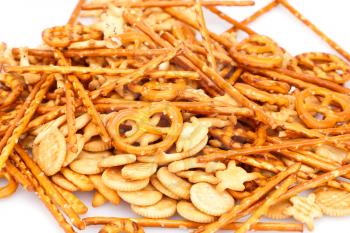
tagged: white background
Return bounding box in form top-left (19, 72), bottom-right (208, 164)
top-left (1, 0), bottom-right (350, 232)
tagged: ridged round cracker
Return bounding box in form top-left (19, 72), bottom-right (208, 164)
top-left (177, 200), bottom-right (215, 223)
top-left (150, 176), bottom-right (180, 200)
top-left (265, 199), bottom-right (292, 219)
top-left (315, 187), bottom-right (350, 216)
top-left (83, 138), bottom-right (113, 152)
top-left (131, 197), bottom-right (177, 218)
top-left (61, 167), bottom-right (94, 191)
top-left (190, 182), bottom-right (234, 216)
top-left (157, 167), bottom-right (191, 200)
top-left (121, 162), bottom-right (157, 180)
top-left (118, 187), bottom-right (163, 206)
top-left (51, 173), bottom-right (78, 192)
top-left (70, 151), bottom-right (110, 175)
top-left (102, 167), bottom-right (149, 191)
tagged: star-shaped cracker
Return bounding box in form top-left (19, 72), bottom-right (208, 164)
top-left (215, 161), bottom-right (259, 192)
top-left (284, 194), bottom-right (322, 231)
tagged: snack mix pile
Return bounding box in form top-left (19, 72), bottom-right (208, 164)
top-left (1, 0), bottom-right (350, 232)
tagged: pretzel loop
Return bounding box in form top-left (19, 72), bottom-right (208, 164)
top-left (296, 87), bottom-right (350, 128)
top-left (230, 35), bottom-right (284, 68)
top-left (0, 74), bottom-right (24, 108)
top-left (42, 25), bottom-right (103, 48)
top-left (107, 103), bottom-right (183, 156)
top-left (0, 171), bottom-right (18, 199)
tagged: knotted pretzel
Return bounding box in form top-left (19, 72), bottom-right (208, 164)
top-left (0, 170), bottom-right (18, 199)
top-left (107, 103), bottom-right (183, 156)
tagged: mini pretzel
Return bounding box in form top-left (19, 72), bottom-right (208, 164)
top-left (0, 74), bottom-right (24, 108)
top-left (107, 103), bottom-right (183, 156)
top-left (230, 35), bottom-right (284, 68)
top-left (296, 87), bottom-right (350, 128)
top-left (42, 24), bottom-right (102, 48)
top-left (288, 52), bottom-right (350, 84)
top-left (0, 170), bottom-right (18, 199)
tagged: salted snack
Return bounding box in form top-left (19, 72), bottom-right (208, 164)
top-left (1, 0), bottom-right (350, 232)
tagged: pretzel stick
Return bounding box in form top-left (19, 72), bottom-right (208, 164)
top-left (189, 44), bottom-right (234, 64)
top-left (12, 48), bottom-right (173, 58)
top-left (206, 6), bottom-right (256, 35)
top-left (68, 75), bottom-right (110, 143)
top-left (278, 0), bottom-right (350, 62)
top-left (236, 175), bottom-right (296, 233)
top-left (0, 74), bottom-right (54, 170)
top-left (14, 145), bottom-right (85, 230)
top-left (124, 14), bottom-right (272, 126)
top-left (65, 78), bottom-right (78, 156)
top-left (5, 161), bottom-right (33, 191)
top-left (82, 0), bottom-right (255, 10)
top-left (198, 134), bottom-right (350, 162)
top-left (10, 153), bottom-right (75, 233)
top-left (195, 163), bottom-right (300, 233)
top-left (84, 217), bottom-right (303, 232)
top-left (26, 106), bottom-right (65, 132)
top-left (195, 0), bottom-right (217, 70)
top-left (67, 0), bottom-right (85, 25)
top-left (226, 0), bottom-right (278, 33)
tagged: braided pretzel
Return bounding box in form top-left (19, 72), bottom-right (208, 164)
top-left (42, 24), bottom-right (102, 48)
top-left (0, 171), bottom-right (18, 199)
top-left (0, 74), bottom-right (24, 108)
top-left (107, 103), bottom-right (183, 156)
top-left (230, 35), bottom-right (284, 68)
top-left (288, 52), bottom-right (350, 84)
top-left (296, 87), bottom-right (350, 129)
top-left (128, 79), bottom-right (186, 101)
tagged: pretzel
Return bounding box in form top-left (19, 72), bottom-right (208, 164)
top-left (288, 52), bottom-right (350, 84)
top-left (10, 153), bottom-right (75, 233)
top-left (278, 0), bottom-right (350, 62)
top-left (14, 145), bottom-right (85, 230)
top-left (82, 0), bottom-right (255, 10)
top-left (5, 161), bottom-right (33, 191)
top-left (0, 74), bottom-right (24, 108)
top-left (42, 24), bottom-right (102, 48)
top-left (84, 217), bottom-right (303, 232)
top-left (107, 103), bottom-right (183, 156)
top-left (0, 74), bottom-right (54, 170)
top-left (231, 35), bottom-right (284, 68)
top-left (0, 170), bottom-right (18, 199)
top-left (240, 72), bottom-right (290, 94)
top-left (296, 87), bottom-right (350, 129)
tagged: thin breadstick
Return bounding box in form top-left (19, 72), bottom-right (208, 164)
top-left (206, 6), bottom-right (256, 35)
top-left (84, 217), bottom-right (303, 232)
top-left (10, 153), bottom-right (75, 233)
top-left (67, 0), bottom-right (85, 25)
top-left (14, 145), bottom-right (85, 230)
top-left (235, 175), bottom-right (296, 233)
top-left (68, 75), bottom-right (110, 143)
top-left (5, 161), bottom-right (33, 191)
top-left (82, 0), bottom-right (255, 10)
top-left (278, 0), bottom-right (350, 62)
top-left (195, 163), bottom-right (300, 233)
top-left (0, 74), bottom-right (54, 170)
top-left (226, 0), bottom-right (279, 33)
top-left (195, 0), bottom-right (217, 70)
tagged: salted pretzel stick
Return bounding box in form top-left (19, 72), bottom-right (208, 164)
top-left (84, 217), bottom-right (303, 232)
top-left (5, 161), bottom-right (33, 191)
top-left (236, 175), bottom-right (296, 233)
top-left (10, 153), bottom-right (75, 233)
top-left (278, 0), bottom-right (350, 62)
top-left (12, 48), bottom-right (173, 58)
top-left (82, 0), bottom-right (255, 10)
top-left (195, 0), bottom-right (217, 70)
top-left (198, 134), bottom-right (350, 162)
top-left (67, 0), bottom-right (85, 25)
top-left (0, 77), bottom-right (45, 158)
top-left (26, 106), bottom-right (65, 132)
top-left (0, 74), bottom-right (54, 170)
top-left (189, 44), bottom-right (234, 64)
top-left (68, 75), bottom-right (110, 143)
top-left (14, 145), bottom-right (85, 230)
top-left (196, 163), bottom-right (300, 233)
top-left (206, 6), bottom-right (256, 35)
top-left (227, 0), bottom-right (279, 33)
top-left (65, 79), bottom-right (78, 155)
